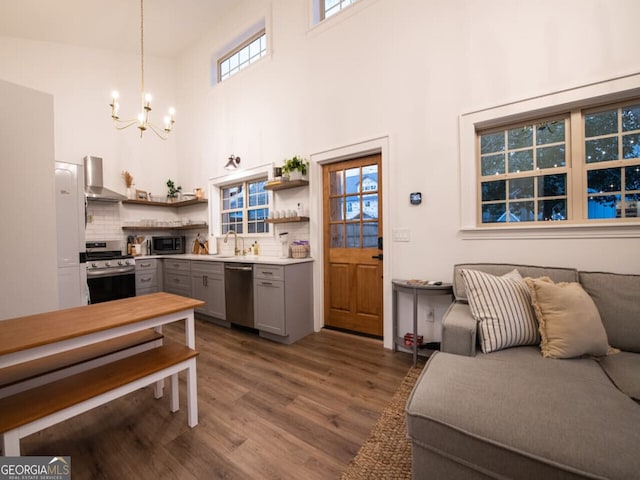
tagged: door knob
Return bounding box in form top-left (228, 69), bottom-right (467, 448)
top-left (371, 254), bottom-right (383, 260)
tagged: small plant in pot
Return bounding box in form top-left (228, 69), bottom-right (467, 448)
top-left (281, 156), bottom-right (309, 181)
top-left (166, 179), bottom-right (182, 202)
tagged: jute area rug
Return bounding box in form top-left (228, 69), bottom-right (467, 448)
top-left (341, 363), bottom-right (425, 480)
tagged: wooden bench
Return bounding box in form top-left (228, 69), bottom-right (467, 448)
top-left (0, 342), bottom-right (198, 456)
top-left (0, 329), bottom-right (164, 399)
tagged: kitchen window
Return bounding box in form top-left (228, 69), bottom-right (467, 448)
top-left (475, 99), bottom-right (640, 226)
top-left (220, 178), bottom-right (270, 235)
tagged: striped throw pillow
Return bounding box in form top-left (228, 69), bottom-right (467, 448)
top-left (460, 269), bottom-right (540, 353)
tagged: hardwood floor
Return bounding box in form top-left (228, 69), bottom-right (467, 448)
top-left (21, 319), bottom-right (413, 479)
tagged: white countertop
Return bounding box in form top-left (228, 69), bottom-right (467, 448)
top-left (136, 253), bottom-right (313, 265)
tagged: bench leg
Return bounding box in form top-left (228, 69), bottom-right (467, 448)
top-left (186, 359), bottom-right (198, 427)
top-left (169, 373), bottom-right (179, 413)
top-left (154, 379), bottom-right (164, 399)
top-left (2, 431), bottom-right (20, 456)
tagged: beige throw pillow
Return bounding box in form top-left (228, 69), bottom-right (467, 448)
top-left (525, 277), bottom-right (609, 359)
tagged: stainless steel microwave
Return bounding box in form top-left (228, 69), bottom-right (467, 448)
top-left (151, 236), bottom-right (186, 255)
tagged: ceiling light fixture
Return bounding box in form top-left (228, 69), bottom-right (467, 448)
top-left (225, 155), bottom-right (241, 170)
top-left (109, 0), bottom-right (175, 140)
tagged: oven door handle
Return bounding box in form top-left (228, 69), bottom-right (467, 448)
top-left (87, 266), bottom-right (135, 278)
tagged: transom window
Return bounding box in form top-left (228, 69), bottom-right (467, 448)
top-left (477, 99), bottom-right (640, 225)
top-left (322, 0), bottom-right (357, 20)
top-left (220, 178), bottom-right (269, 234)
top-left (218, 30), bottom-right (266, 83)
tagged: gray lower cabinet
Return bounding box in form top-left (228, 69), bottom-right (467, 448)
top-left (253, 262), bottom-right (313, 344)
top-left (163, 259), bottom-right (192, 297)
top-left (191, 261), bottom-right (226, 320)
top-left (135, 258), bottom-right (161, 296)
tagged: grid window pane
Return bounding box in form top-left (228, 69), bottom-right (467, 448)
top-left (622, 105), bottom-right (640, 131)
top-left (585, 109), bottom-right (618, 137)
top-left (481, 154), bottom-right (505, 176)
top-left (586, 137), bottom-right (619, 163)
top-left (509, 202), bottom-right (535, 222)
top-left (220, 177), bottom-right (269, 236)
top-left (218, 32), bottom-right (266, 83)
top-left (509, 178), bottom-right (534, 199)
top-left (588, 168), bottom-right (621, 193)
top-left (346, 223), bottom-right (360, 248)
top-left (626, 166), bottom-right (640, 190)
top-left (508, 126), bottom-right (533, 149)
top-left (538, 199), bottom-right (567, 221)
top-left (363, 222), bottom-right (378, 247)
top-left (538, 174), bottom-right (566, 197)
top-left (536, 121), bottom-right (565, 145)
top-left (508, 150), bottom-right (533, 173)
top-left (481, 180), bottom-right (506, 202)
top-left (588, 195), bottom-right (619, 219)
top-left (536, 145), bottom-right (565, 169)
top-left (330, 224), bottom-right (344, 248)
top-left (482, 203), bottom-right (506, 223)
top-left (623, 133), bottom-right (640, 160)
top-left (481, 132), bottom-right (505, 154)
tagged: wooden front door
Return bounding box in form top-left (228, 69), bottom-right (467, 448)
top-left (323, 154), bottom-right (383, 337)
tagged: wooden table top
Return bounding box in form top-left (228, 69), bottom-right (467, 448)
top-left (0, 293), bottom-right (204, 356)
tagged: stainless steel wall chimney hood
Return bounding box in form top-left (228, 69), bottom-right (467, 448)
top-left (84, 155), bottom-right (127, 202)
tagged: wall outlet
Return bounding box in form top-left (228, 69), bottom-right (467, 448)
top-left (392, 228), bottom-right (410, 242)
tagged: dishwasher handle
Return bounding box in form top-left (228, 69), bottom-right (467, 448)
top-left (224, 264), bottom-right (253, 272)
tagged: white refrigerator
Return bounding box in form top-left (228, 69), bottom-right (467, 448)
top-left (55, 161), bottom-right (88, 308)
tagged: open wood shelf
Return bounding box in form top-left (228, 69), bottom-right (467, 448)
top-left (266, 216), bottom-right (309, 224)
top-left (123, 198), bottom-right (207, 208)
top-left (264, 179), bottom-right (309, 191)
top-left (122, 224), bottom-right (208, 231)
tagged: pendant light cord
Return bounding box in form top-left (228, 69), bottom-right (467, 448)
top-left (140, 0), bottom-right (145, 104)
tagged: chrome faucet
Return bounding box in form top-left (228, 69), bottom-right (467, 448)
top-left (223, 229), bottom-right (245, 255)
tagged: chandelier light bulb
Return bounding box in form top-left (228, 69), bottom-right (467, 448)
top-left (108, 0), bottom-right (175, 140)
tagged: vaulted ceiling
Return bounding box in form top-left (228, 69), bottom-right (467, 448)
top-left (0, 0), bottom-right (237, 57)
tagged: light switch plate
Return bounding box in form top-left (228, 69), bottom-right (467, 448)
top-left (392, 228), bottom-right (410, 242)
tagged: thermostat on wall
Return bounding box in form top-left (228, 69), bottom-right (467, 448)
top-left (410, 192), bottom-right (422, 205)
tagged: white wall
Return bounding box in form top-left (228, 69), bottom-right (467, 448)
top-left (175, 0), bottom-right (640, 346)
top-left (0, 36), bottom-right (178, 196)
top-left (1, 0), bottom-right (638, 339)
top-left (0, 79), bottom-right (58, 319)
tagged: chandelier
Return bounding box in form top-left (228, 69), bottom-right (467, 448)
top-left (109, 0), bottom-right (175, 139)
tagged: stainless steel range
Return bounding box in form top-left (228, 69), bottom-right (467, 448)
top-left (83, 241), bottom-right (136, 304)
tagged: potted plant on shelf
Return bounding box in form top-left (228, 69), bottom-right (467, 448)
top-left (281, 156), bottom-right (309, 181)
top-left (166, 179), bottom-right (182, 202)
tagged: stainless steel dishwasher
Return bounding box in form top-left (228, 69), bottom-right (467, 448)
top-left (224, 263), bottom-right (254, 328)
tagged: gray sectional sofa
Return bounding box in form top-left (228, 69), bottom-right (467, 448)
top-left (406, 263), bottom-right (640, 480)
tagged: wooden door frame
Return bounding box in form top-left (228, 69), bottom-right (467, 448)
top-left (308, 136), bottom-right (393, 349)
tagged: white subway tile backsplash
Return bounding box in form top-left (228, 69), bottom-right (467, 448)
top-left (86, 201), bottom-right (310, 258)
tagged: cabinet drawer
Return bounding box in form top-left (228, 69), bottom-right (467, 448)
top-left (254, 265), bottom-right (284, 281)
top-left (136, 259), bottom-right (157, 272)
top-left (191, 261), bottom-right (224, 276)
top-left (136, 272), bottom-right (158, 289)
top-left (164, 259), bottom-right (191, 273)
top-left (165, 272), bottom-right (191, 291)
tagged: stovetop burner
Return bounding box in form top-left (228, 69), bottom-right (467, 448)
top-left (83, 240), bottom-right (133, 265)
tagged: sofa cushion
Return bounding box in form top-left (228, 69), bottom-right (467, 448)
top-left (597, 351), bottom-right (640, 402)
top-left (460, 268), bottom-right (539, 353)
top-left (579, 271), bottom-right (640, 353)
top-left (453, 263), bottom-right (579, 302)
top-left (525, 277), bottom-right (609, 358)
top-left (406, 348), bottom-right (640, 480)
